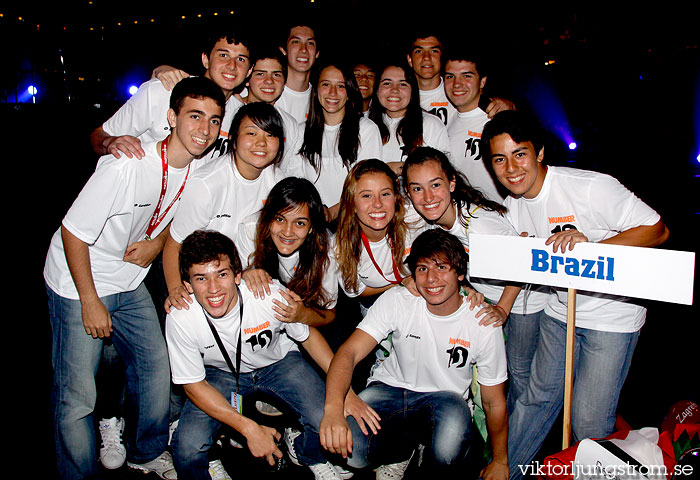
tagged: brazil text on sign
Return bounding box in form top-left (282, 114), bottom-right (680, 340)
top-left (469, 234), bottom-right (695, 305)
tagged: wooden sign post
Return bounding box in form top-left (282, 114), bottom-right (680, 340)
top-left (469, 234), bottom-right (695, 448)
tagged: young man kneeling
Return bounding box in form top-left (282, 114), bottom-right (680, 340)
top-left (320, 228), bottom-right (509, 479)
top-left (166, 230), bottom-right (371, 479)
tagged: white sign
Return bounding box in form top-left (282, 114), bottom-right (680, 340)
top-left (469, 234), bottom-right (695, 305)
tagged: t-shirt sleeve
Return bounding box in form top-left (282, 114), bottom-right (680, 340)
top-left (358, 119), bottom-right (384, 162)
top-left (473, 325), bottom-right (508, 386)
top-left (169, 177), bottom-right (215, 244)
top-left (61, 158), bottom-right (128, 245)
top-left (467, 208), bottom-right (518, 237)
top-left (235, 215), bottom-right (259, 268)
top-left (356, 290), bottom-right (397, 343)
top-left (165, 312), bottom-right (207, 385)
top-left (587, 174), bottom-right (661, 236)
top-left (102, 80), bottom-right (166, 138)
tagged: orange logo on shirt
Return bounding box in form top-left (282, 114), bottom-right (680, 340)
top-left (548, 215), bottom-right (576, 224)
top-left (449, 337), bottom-right (471, 348)
top-left (244, 321), bottom-right (270, 335)
top-left (467, 130), bottom-right (482, 137)
top-left (430, 102), bottom-right (449, 107)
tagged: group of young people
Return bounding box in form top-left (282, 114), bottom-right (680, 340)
top-left (44, 18), bottom-right (670, 480)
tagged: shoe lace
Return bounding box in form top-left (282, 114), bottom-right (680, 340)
top-left (209, 460), bottom-right (229, 479)
top-left (100, 422), bottom-right (123, 449)
top-left (311, 462), bottom-right (338, 479)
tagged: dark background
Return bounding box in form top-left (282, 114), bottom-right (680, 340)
top-left (2, 1), bottom-right (697, 477)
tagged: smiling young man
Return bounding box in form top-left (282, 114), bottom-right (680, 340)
top-left (320, 228), bottom-right (509, 479)
top-left (166, 230), bottom-right (372, 480)
top-left (481, 111), bottom-right (670, 480)
top-left (91, 29), bottom-right (251, 161)
top-left (443, 48), bottom-right (506, 203)
top-left (44, 77), bottom-right (225, 480)
top-left (276, 22), bottom-right (321, 123)
top-left (406, 32), bottom-right (514, 128)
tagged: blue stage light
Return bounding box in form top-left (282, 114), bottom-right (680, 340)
top-left (568, 142), bottom-right (577, 150)
top-left (28, 85), bottom-right (37, 95)
top-left (128, 85), bottom-right (139, 96)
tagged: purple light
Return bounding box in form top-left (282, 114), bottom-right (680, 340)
top-left (568, 142), bottom-right (577, 150)
top-left (128, 85), bottom-right (139, 96)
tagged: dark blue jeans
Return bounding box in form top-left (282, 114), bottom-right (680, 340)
top-left (346, 382), bottom-right (472, 471)
top-left (47, 282), bottom-right (170, 480)
top-left (172, 351), bottom-right (327, 479)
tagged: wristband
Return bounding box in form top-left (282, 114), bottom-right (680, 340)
top-left (494, 305), bottom-right (507, 316)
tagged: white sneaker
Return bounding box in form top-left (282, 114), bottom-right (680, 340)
top-left (309, 461), bottom-right (342, 480)
top-left (208, 459), bottom-right (231, 480)
top-left (375, 449), bottom-right (414, 480)
top-left (284, 428), bottom-right (352, 478)
top-left (283, 427), bottom-right (302, 466)
top-left (98, 417), bottom-right (126, 470)
top-left (255, 400), bottom-right (283, 416)
top-left (335, 464), bottom-right (355, 479)
top-left (128, 450), bottom-right (178, 479)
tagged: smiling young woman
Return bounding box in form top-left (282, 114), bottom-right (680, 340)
top-left (235, 176), bottom-right (338, 328)
top-left (297, 62), bottom-right (383, 220)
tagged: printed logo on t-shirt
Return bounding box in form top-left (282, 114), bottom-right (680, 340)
top-left (427, 103), bottom-right (449, 125)
top-left (463, 136), bottom-right (482, 160)
top-left (548, 215), bottom-right (576, 224)
top-left (446, 337), bottom-right (470, 369)
top-left (244, 321), bottom-right (272, 351)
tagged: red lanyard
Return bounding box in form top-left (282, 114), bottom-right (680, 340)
top-left (360, 231), bottom-right (403, 284)
top-left (145, 138), bottom-right (191, 240)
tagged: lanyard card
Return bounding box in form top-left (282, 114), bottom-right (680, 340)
top-left (231, 392), bottom-right (243, 414)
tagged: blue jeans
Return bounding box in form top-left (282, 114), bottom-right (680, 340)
top-left (346, 382), bottom-right (472, 472)
top-left (504, 310), bottom-right (546, 414)
top-left (47, 282), bottom-right (170, 480)
top-left (508, 313), bottom-right (640, 480)
top-left (172, 351), bottom-right (327, 479)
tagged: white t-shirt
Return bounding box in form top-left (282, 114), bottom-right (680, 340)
top-left (447, 108), bottom-right (505, 203)
top-left (434, 204), bottom-right (550, 315)
top-left (276, 84), bottom-right (312, 124)
top-left (504, 166), bottom-right (661, 332)
top-left (296, 117), bottom-right (383, 207)
top-left (274, 105), bottom-right (304, 177)
top-left (44, 141), bottom-right (204, 299)
top-left (169, 154), bottom-right (282, 244)
top-left (358, 287), bottom-right (508, 397)
top-left (102, 78), bottom-right (244, 161)
top-left (418, 78), bottom-right (458, 127)
top-left (380, 111), bottom-right (451, 164)
top-left (339, 205), bottom-right (426, 297)
top-left (236, 213), bottom-right (339, 308)
top-left (166, 279), bottom-right (310, 384)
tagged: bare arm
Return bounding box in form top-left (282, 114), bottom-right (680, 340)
top-left (162, 233), bottom-right (192, 312)
top-left (599, 219), bottom-right (669, 248)
top-left (183, 380), bottom-right (282, 465)
top-left (89, 125), bottom-right (145, 160)
top-left (61, 226), bottom-right (112, 338)
top-left (123, 224), bottom-right (170, 268)
top-left (319, 329), bottom-right (379, 458)
top-left (272, 289), bottom-right (336, 327)
top-left (151, 65), bottom-right (190, 91)
top-left (479, 382), bottom-right (509, 480)
top-left (476, 284), bottom-right (521, 327)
